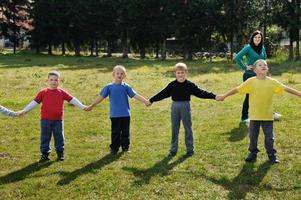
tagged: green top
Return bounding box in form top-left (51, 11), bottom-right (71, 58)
top-left (235, 44), bottom-right (267, 76)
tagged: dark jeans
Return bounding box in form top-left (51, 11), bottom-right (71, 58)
top-left (40, 119), bottom-right (64, 155)
top-left (110, 117), bottom-right (130, 152)
top-left (242, 72), bottom-right (255, 120)
top-left (249, 120), bottom-right (276, 155)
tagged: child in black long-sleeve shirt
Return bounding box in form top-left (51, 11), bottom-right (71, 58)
top-left (149, 63), bottom-right (220, 157)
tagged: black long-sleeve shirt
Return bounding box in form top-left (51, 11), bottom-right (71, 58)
top-left (149, 79), bottom-right (216, 103)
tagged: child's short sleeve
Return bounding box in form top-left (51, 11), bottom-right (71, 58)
top-left (273, 79), bottom-right (285, 95)
top-left (61, 89), bottom-right (73, 102)
top-left (34, 90), bottom-right (44, 103)
top-left (100, 85), bottom-right (110, 98)
top-left (125, 84), bottom-right (137, 98)
top-left (236, 80), bottom-right (251, 94)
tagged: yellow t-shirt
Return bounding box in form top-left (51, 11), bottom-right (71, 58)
top-left (237, 77), bottom-right (285, 120)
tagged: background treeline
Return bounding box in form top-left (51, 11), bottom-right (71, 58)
top-left (0, 0), bottom-right (300, 60)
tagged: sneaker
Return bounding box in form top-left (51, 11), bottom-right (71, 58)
top-left (110, 149), bottom-right (118, 155)
top-left (39, 154), bottom-right (50, 162)
top-left (186, 151), bottom-right (194, 157)
top-left (122, 148), bottom-right (130, 153)
top-left (241, 118), bottom-right (250, 124)
top-left (56, 152), bottom-right (65, 161)
top-left (245, 153), bottom-right (257, 162)
top-left (168, 151), bottom-right (177, 157)
top-left (268, 154), bottom-right (280, 164)
top-left (273, 112), bottom-right (282, 121)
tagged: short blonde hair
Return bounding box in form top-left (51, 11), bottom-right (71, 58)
top-left (113, 65), bottom-right (126, 74)
top-left (174, 62), bottom-right (188, 72)
top-left (48, 71), bottom-right (60, 78)
top-left (253, 59), bottom-right (267, 67)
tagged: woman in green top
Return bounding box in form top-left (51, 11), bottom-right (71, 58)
top-left (235, 30), bottom-right (266, 122)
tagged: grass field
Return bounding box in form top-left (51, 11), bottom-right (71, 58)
top-left (0, 53), bottom-right (301, 199)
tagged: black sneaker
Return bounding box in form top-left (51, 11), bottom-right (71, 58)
top-left (168, 151), bottom-right (177, 157)
top-left (268, 155), bottom-right (280, 164)
top-left (122, 148), bottom-right (130, 153)
top-left (186, 151), bottom-right (194, 157)
top-left (39, 154), bottom-right (50, 162)
top-left (245, 153), bottom-right (257, 162)
top-left (110, 149), bottom-right (118, 155)
top-left (57, 152), bottom-right (65, 161)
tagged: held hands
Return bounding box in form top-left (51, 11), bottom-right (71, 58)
top-left (215, 95), bottom-right (226, 101)
top-left (246, 65), bottom-right (254, 71)
top-left (144, 100), bottom-right (152, 107)
top-left (84, 105), bottom-right (94, 111)
top-left (16, 110), bottom-right (25, 117)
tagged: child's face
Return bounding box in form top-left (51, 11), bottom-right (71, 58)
top-left (254, 61), bottom-right (268, 75)
top-left (48, 75), bottom-right (59, 89)
top-left (253, 34), bottom-right (262, 46)
top-left (113, 69), bottom-right (126, 83)
top-left (175, 69), bottom-right (187, 82)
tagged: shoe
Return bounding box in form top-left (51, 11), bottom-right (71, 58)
top-left (110, 149), bottom-right (118, 155)
top-left (122, 148), bottom-right (130, 153)
top-left (39, 154), bottom-right (50, 162)
top-left (241, 118), bottom-right (250, 124)
top-left (168, 151), bottom-right (177, 157)
top-left (268, 154), bottom-right (280, 164)
top-left (56, 152), bottom-right (65, 161)
top-left (186, 151), bottom-right (194, 157)
top-left (273, 112), bottom-right (282, 121)
top-left (245, 153), bottom-right (257, 162)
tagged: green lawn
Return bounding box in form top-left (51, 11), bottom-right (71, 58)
top-left (0, 53), bottom-right (301, 199)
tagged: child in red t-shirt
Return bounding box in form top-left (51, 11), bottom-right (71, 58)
top-left (20, 71), bottom-right (87, 162)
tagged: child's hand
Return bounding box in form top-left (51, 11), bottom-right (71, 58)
top-left (145, 100), bottom-right (152, 107)
top-left (84, 105), bottom-right (93, 111)
top-left (215, 95), bottom-right (225, 101)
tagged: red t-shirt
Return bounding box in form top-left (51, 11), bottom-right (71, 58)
top-left (34, 88), bottom-right (73, 120)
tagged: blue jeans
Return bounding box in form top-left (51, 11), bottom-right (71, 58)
top-left (40, 119), bottom-right (64, 155)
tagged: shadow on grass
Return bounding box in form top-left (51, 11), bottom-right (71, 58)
top-left (0, 161), bottom-right (54, 185)
top-left (225, 122), bottom-right (249, 142)
top-left (204, 161), bottom-right (272, 199)
top-left (57, 153), bottom-right (121, 186)
top-left (123, 154), bottom-right (189, 187)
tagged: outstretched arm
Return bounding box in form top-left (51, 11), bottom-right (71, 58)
top-left (69, 97), bottom-right (87, 110)
top-left (19, 100), bottom-right (39, 116)
top-left (84, 96), bottom-right (105, 111)
top-left (0, 105), bottom-right (17, 117)
top-left (220, 88), bottom-right (239, 101)
top-left (133, 94), bottom-right (151, 106)
top-left (285, 86), bottom-right (301, 98)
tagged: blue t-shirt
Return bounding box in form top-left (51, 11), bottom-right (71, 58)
top-left (100, 82), bottom-right (136, 118)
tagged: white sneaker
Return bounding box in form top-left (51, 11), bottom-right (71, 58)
top-left (273, 112), bottom-right (282, 121)
top-left (242, 119), bottom-right (250, 124)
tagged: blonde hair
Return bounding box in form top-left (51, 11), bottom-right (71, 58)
top-left (253, 59), bottom-right (267, 67)
top-left (113, 65), bottom-right (126, 74)
top-left (174, 62), bottom-right (188, 72)
top-left (48, 71), bottom-right (60, 78)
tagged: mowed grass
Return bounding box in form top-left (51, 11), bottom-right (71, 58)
top-left (0, 53), bottom-right (301, 199)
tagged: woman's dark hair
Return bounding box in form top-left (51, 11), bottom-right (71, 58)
top-left (249, 30), bottom-right (263, 54)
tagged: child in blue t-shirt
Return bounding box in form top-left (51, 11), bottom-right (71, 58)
top-left (86, 65), bottom-right (150, 154)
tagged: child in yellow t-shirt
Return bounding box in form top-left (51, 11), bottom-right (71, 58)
top-left (218, 59), bottom-right (301, 163)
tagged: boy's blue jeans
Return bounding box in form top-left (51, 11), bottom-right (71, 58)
top-left (171, 101), bottom-right (194, 154)
top-left (40, 119), bottom-right (64, 155)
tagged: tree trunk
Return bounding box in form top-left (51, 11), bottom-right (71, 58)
top-left (48, 43), bottom-right (52, 55)
top-left (74, 43), bottom-right (80, 57)
top-left (90, 40), bottom-right (94, 56)
top-left (289, 36), bottom-right (294, 61)
top-left (62, 42), bottom-right (65, 55)
top-left (161, 38), bottom-right (166, 60)
top-left (295, 0), bottom-right (300, 61)
top-left (139, 42), bottom-right (145, 59)
top-left (13, 41), bottom-right (17, 54)
top-left (95, 40), bottom-right (99, 57)
top-left (155, 41), bottom-right (159, 59)
top-left (122, 27), bottom-right (128, 58)
top-left (107, 40), bottom-right (112, 57)
top-left (36, 46), bottom-right (40, 54)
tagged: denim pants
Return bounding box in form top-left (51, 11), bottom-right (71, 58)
top-left (249, 120), bottom-right (276, 155)
top-left (110, 117), bottom-right (130, 152)
top-left (40, 119), bottom-right (64, 155)
top-left (171, 101), bottom-right (194, 153)
top-left (242, 72), bottom-right (255, 120)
